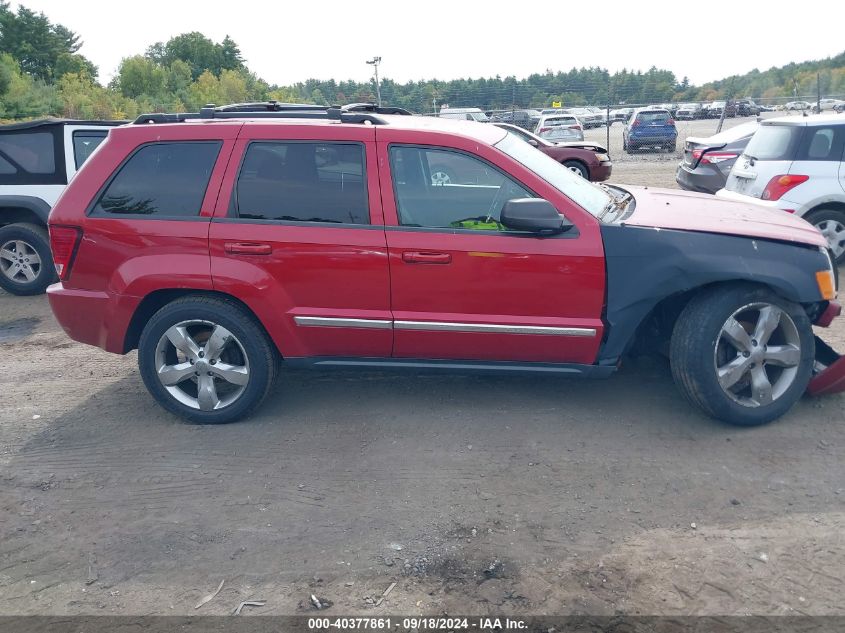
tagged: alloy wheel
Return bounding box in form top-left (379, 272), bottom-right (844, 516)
top-left (0, 239), bottom-right (41, 284)
top-left (154, 320), bottom-right (250, 411)
top-left (713, 303), bottom-right (801, 407)
top-left (814, 219), bottom-right (845, 260)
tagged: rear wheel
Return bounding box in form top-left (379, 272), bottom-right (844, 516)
top-left (138, 296), bottom-right (277, 424)
top-left (670, 285), bottom-right (814, 426)
top-left (804, 208), bottom-right (845, 264)
top-left (0, 223), bottom-right (56, 296)
top-left (563, 160), bottom-right (589, 179)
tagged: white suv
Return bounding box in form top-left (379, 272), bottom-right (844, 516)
top-left (717, 114), bottom-right (845, 262)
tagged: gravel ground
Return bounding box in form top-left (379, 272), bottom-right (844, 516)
top-left (1, 140), bottom-right (844, 618)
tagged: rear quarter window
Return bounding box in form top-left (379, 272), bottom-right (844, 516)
top-left (90, 141), bottom-right (221, 217)
top-left (796, 125), bottom-right (845, 161)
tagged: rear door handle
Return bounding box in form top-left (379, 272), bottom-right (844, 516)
top-left (402, 251), bottom-right (452, 264)
top-left (224, 242), bottom-right (272, 255)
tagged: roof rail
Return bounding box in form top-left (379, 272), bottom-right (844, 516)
top-left (132, 101), bottom-right (413, 125)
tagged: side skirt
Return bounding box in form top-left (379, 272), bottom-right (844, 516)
top-left (283, 357), bottom-right (618, 378)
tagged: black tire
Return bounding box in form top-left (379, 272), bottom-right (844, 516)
top-left (670, 284), bottom-right (814, 426)
top-left (804, 207), bottom-right (845, 264)
top-left (0, 223), bottom-right (56, 295)
top-left (138, 295), bottom-right (277, 424)
top-left (563, 160), bottom-right (589, 179)
top-left (666, 142), bottom-right (677, 153)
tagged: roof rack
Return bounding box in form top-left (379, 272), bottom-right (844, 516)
top-left (132, 101), bottom-right (413, 125)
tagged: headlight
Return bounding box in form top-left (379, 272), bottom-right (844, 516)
top-left (594, 153), bottom-right (610, 162)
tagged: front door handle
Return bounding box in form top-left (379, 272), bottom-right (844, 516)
top-left (402, 251), bottom-right (452, 264)
top-left (224, 242), bottom-right (272, 255)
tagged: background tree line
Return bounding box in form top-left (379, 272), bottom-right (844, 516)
top-left (0, 2), bottom-right (842, 122)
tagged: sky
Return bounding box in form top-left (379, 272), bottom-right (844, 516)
top-left (13, 0), bottom-right (844, 88)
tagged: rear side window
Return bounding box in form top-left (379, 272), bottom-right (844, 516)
top-left (233, 141), bottom-right (369, 224)
top-left (797, 126), bottom-right (844, 161)
top-left (744, 125), bottom-right (802, 161)
top-left (0, 132), bottom-right (55, 173)
top-left (92, 142), bottom-right (221, 217)
top-left (73, 130), bottom-right (108, 168)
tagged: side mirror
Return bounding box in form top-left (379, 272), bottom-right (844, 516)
top-left (527, 139), bottom-right (539, 147)
top-left (500, 198), bottom-right (571, 235)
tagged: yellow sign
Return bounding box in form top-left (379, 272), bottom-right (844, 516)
top-left (552, 101), bottom-right (561, 108)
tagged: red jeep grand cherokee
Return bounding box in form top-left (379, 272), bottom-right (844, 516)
top-left (47, 103), bottom-right (845, 426)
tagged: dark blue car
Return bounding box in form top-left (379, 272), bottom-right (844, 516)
top-left (623, 108), bottom-right (677, 153)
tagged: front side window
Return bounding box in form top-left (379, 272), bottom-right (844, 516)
top-left (495, 132), bottom-right (611, 218)
top-left (92, 142), bottom-right (221, 216)
top-left (390, 145), bottom-right (533, 231)
top-left (233, 142), bottom-right (368, 224)
top-left (73, 130), bottom-right (109, 168)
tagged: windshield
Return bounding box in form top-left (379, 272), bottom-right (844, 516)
top-left (469, 112), bottom-right (490, 122)
top-left (495, 132), bottom-right (611, 217)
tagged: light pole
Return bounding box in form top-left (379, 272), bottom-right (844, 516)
top-left (366, 56), bottom-right (382, 107)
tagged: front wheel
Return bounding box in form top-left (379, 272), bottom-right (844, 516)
top-left (670, 285), bottom-right (814, 426)
top-left (138, 296), bottom-right (277, 424)
top-left (563, 160), bottom-right (589, 179)
top-left (804, 208), bottom-right (845, 264)
top-left (0, 223), bottom-right (56, 295)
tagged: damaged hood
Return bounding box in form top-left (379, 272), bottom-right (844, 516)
top-left (618, 186), bottom-right (827, 248)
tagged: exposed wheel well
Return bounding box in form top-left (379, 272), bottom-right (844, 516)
top-left (0, 207), bottom-right (46, 228)
top-left (123, 289), bottom-right (279, 357)
top-left (624, 280), bottom-right (816, 359)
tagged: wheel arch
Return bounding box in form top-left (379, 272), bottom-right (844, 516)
top-left (0, 196), bottom-right (51, 228)
top-left (562, 158), bottom-right (590, 179)
top-left (123, 288), bottom-right (282, 358)
top-left (598, 224), bottom-right (831, 364)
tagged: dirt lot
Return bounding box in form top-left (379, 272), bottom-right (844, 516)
top-left (1, 129), bottom-right (845, 619)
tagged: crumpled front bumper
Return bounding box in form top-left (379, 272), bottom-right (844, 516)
top-left (808, 301), bottom-right (845, 396)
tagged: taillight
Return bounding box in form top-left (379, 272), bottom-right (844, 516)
top-left (692, 150), bottom-right (738, 165)
top-left (569, 125), bottom-right (582, 131)
top-left (49, 225), bottom-right (82, 281)
top-left (632, 119), bottom-right (642, 127)
top-left (539, 127), bottom-right (550, 133)
top-left (667, 118), bottom-right (675, 126)
top-left (761, 174), bottom-right (809, 201)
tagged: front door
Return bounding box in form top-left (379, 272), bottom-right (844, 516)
top-left (377, 138), bottom-right (605, 365)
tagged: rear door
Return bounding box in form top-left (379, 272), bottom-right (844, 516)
top-left (209, 123), bottom-right (391, 360)
top-left (377, 130), bottom-right (606, 365)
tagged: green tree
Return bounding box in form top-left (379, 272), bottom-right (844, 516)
top-left (0, 2), bottom-right (93, 81)
top-left (146, 32), bottom-right (244, 80)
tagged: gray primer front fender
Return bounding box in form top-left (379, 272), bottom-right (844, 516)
top-left (598, 224), bottom-right (829, 363)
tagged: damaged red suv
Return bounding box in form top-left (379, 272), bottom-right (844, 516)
top-left (47, 103), bottom-right (845, 425)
